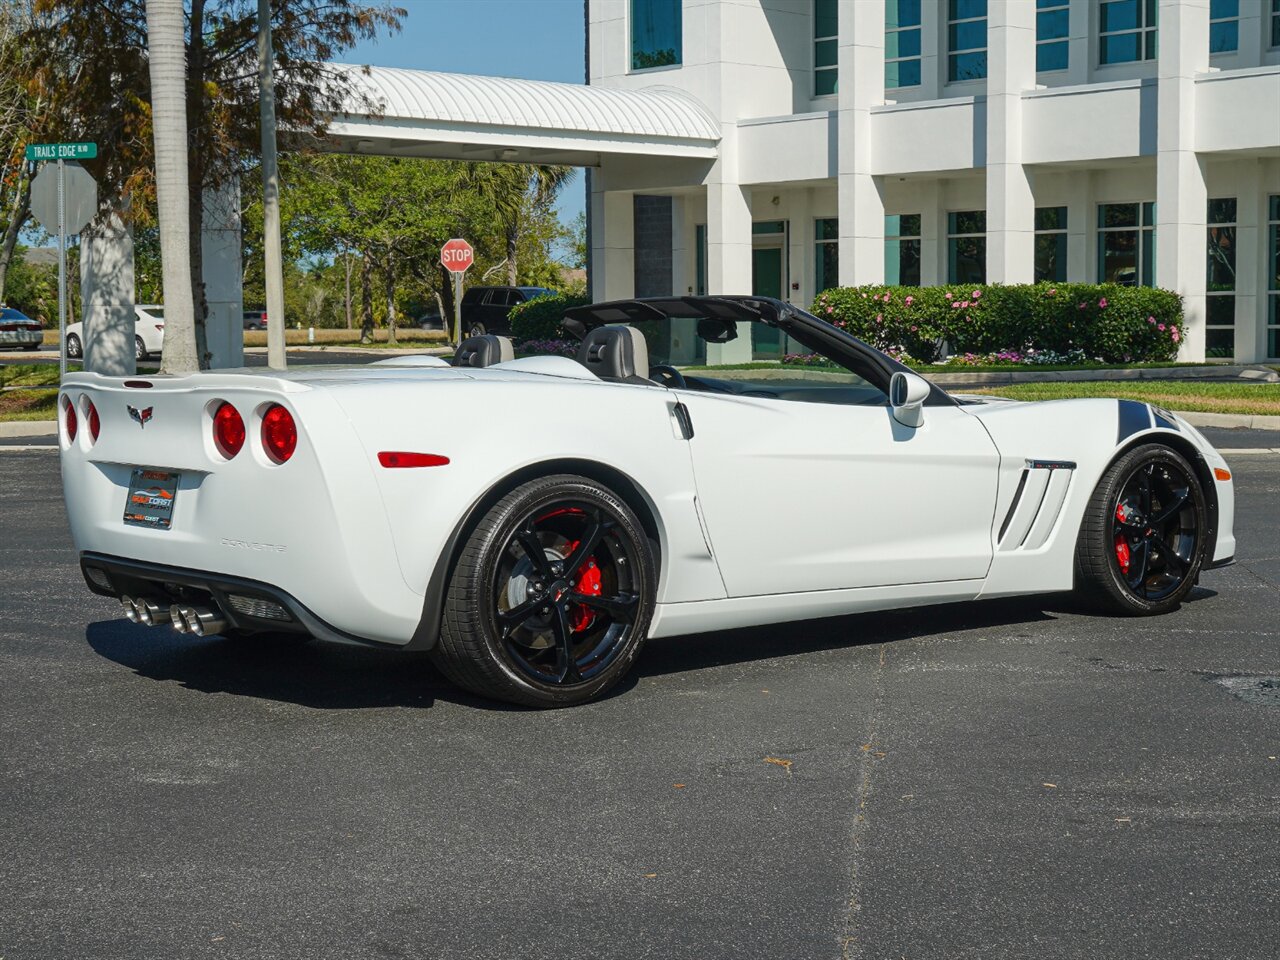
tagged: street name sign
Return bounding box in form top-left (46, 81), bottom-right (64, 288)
top-left (26, 142), bottom-right (98, 162)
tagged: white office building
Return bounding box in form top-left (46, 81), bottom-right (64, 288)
top-left (582, 0), bottom-right (1280, 363)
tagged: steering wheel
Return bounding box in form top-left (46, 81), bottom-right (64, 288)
top-left (649, 364), bottom-right (687, 389)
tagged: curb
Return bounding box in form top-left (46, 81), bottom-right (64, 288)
top-left (925, 363), bottom-right (1278, 388)
top-left (0, 421), bottom-right (56, 438)
top-left (1176, 411), bottom-right (1280, 431)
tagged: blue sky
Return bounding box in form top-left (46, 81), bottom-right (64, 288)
top-left (348, 0), bottom-right (588, 226)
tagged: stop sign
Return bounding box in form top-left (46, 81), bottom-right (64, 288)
top-left (441, 238), bottom-right (474, 274)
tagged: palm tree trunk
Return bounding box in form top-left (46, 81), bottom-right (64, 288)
top-left (383, 257), bottom-right (397, 346)
top-left (186, 0), bottom-right (209, 367)
top-left (360, 255), bottom-right (373, 342)
top-left (506, 226), bottom-right (517, 285)
top-left (145, 0), bottom-right (198, 374)
top-left (259, 0), bottom-right (287, 369)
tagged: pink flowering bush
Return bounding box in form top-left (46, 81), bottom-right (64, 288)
top-left (813, 282), bottom-right (1182, 363)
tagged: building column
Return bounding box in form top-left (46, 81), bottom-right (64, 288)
top-left (918, 180), bottom-right (943, 286)
top-left (704, 175), bottom-right (753, 363)
top-left (1156, 0), bottom-right (1210, 361)
top-left (986, 0), bottom-right (1037, 284)
top-left (837, 0), bottom-right (885, 286)
top-left (1065, 173), bottom-right (1091, 282)
top-left (79, 210), bottom-right (136, 377)
top-left (793, 188), bottom-right (815, 308)
top-left (1233, 160), bottom-right (1262, 362)
top-left (592, 189), bottom-right (635, 302)
top-left (201, 181), bottom-right (244, 369)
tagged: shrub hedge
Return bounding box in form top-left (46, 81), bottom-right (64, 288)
top-left (813, 283), bottom-right (1183, 364)
top-left (508, 293), bottom-right (589, 341)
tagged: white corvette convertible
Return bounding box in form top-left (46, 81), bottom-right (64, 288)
top-left (59, 296), bottom-right (1235, 706)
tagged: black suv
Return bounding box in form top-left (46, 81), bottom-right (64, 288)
top-left (419, 286), bottom-right (555, 337)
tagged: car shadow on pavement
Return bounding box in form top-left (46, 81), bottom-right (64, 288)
top-left (632, 595), bottom-right (1065, 682)
top-left (84, 619), bottom-right (492, 712)
top-left (86, 590), bottom-right (1211, 710)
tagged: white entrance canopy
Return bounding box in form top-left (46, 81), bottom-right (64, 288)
top-left (323, 64), bottom-right (720, 166)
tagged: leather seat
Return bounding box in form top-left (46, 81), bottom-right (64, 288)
top-left (576, 325), bottom-right (652, 385)
top-left (452, 334), bottom-right (514, 368)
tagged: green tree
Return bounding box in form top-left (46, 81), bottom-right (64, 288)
top-left (23, 0), bottom-right (404, 365)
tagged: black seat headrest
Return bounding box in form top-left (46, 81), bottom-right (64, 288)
top-left (575, 325), bottom-right (651, 384)
top-left (452, 334), bottom-right (514, 368)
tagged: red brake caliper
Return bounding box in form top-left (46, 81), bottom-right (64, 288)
top-left (1114, 503), bottom-right (1131, 574)
top-left (560, 538), bottom-right (602, 633)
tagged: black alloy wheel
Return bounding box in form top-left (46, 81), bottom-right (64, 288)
top-left (1076, 443), bottom-right (1207, 615)
top-left (66, 333), bottom-right (82, 359)
top-left (135, 335), bottom-right (147, 362)
top-left (432, 475), bottom-right (656, 707)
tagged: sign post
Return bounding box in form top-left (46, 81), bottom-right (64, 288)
top-left (28, 144), bottom-right (98, 380)
top-left (440, 238), bottom-right (475, 345)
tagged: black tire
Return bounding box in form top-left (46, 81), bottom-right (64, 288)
top-left (66, 333), bottom-right (82, 359)
top-left (22, 342), bottom-right (40, 351)
top-left (135, 335), bottom-right (148, 362)
top-left (431, 474), bottom-right (657, 707)
top-left (1074, 443), bottom-right (1208, 616)
top-left (467, 322), bottom-right (486, 338)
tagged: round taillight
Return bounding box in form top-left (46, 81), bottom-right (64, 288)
top-left (261, 404), bottom-right (297, 464)
top-left (213, 402), bottom-right (245, 459)
top-left (63, 396), bottom-right (77, 442)
top-left (86, 398), bottom-right (100, 443)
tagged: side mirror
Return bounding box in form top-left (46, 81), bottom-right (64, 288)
top-left (889, 371), bottom-right (931, 428)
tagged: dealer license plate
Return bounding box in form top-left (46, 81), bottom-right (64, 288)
top-left (123, 468), bottom-right (180, 530)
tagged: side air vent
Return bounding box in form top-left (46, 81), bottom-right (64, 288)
top-left (998, 460), bottom-right (1076, 551)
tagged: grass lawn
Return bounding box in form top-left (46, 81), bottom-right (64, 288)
top-left (973, 381), bottom-right (1280, 416)
top-left (242, 328), bottom-right (448, 348)
top-left (0, 363), bottom-right (160, 388)
top-left (0, 389), bottom-right (59, 421)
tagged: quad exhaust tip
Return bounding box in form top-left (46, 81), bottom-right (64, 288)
top-left (168, 604), bottom-right (227, 637)
top-left (121, 596), bottom-right (173, 627)
top-left (123, 595), bottom-right (227, 637)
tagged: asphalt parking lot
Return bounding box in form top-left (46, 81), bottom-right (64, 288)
top-left (2, 441), bottom-right (1278, 960)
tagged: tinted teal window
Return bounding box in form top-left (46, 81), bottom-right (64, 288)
top-left (631, 0), bottom-right (681, 70)
top-left (886, 0), bottom-right (922, 89)
top-left (1100, 0), bottom-right (1157, 64)
top-left (815, 218), bottom-right (839, 293)
top-left (1036, 0), bottom-right (1070, 73)
top-left (885, 215), bottom-right (921, 286)
top-left (947, 0), bottom-right (987, 81)
top-left (814, 0), bottom-right (839, 96)
top-left (947, 211), bottom-right (986, 284)
top-left (1210, 0), bottom-right (1238, 53)
top-left (1098, 203), bottom-right (1155, 287)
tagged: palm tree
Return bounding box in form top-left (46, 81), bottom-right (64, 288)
top-left (468, 163), bottom-right (575, 285)
top-left (145, 0), bottom-right (197, 373)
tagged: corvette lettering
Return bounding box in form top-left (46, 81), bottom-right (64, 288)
top-left (221, 538), bottom-right (287, 553)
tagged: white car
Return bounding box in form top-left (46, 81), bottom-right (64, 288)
top-left (65, 304), bottom-right (165, 362)
top-left (57, 296), bottom-right (1235, 707)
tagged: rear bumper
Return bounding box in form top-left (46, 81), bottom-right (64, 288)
top-left (80, 551), bottom-right (399, 648)
top-left (0, 330), bottom-right (42, 346)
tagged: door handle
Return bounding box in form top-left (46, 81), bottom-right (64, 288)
top-left (673, 401), bottom-right (694, 440)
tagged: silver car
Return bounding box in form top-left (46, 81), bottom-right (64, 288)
top-left (0, 307), bottom-right (43, 350)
